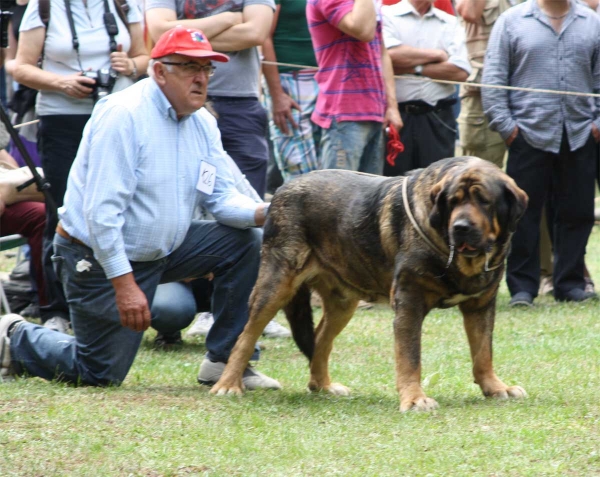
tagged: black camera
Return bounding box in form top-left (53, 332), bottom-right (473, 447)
top-left (83, 68), bottom-right (118, 103)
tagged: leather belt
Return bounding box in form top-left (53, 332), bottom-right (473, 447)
top-left (56, 222), bottom-right (87, 247)
top-left (398, 98), bottom-right (457, 115)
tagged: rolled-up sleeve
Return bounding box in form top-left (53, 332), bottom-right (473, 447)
top-left (482, 14), bottom-right (517, 140)
top-left (446, 20), bottom-right (471, 75)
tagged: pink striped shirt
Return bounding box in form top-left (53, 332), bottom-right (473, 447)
top-left (307, 0), bottom-right (387, 128)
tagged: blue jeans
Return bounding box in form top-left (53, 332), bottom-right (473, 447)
top-left (151, 282), bottom-right (197, 334)
top-left (10, 221), bottom-right (262, 386)
top-left (319, 120), bottom-right (385, 174)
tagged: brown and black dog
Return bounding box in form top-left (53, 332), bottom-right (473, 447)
top-left (211, 157), bottom-right (529, 411)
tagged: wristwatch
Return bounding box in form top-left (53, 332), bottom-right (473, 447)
top-left (414, 65), bottom-right (423, 76)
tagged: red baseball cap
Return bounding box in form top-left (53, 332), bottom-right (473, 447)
top-left (151, 26), bottom-right (229, 62)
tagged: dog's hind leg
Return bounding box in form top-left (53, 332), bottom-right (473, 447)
top-left (210, 261), bottom-right (301, 396)
top-left (307, 286), bottom-right (358, 396)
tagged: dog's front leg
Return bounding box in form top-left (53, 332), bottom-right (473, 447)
top-left (392, 285), bottom-right (438, 412)
top-left (460, 299), bottom-right (527, 401)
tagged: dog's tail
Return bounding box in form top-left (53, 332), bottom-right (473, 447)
top-left (284, 283), bottom-right (315, 360)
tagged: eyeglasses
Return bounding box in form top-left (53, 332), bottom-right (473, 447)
top-left (161, 61), bottom-right (216, 77)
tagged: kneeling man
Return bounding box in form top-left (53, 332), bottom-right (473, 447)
top-left (0, 26), bottom-right (279, 389)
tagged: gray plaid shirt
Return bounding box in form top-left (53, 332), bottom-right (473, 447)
top-left (482, 0), bottom-right (600, 153)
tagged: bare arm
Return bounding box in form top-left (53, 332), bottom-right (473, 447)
top-left (456, 0), bottom-right (485, 24)
top-left (3, 19), bottom-right (18, 76)
top-left (337, 0), bottom-right (377, 42)
top-left (13, 28), bottom-right (96, 97)
top-left (421, 61), bottom-right (469, 82)
top-left (146, 8), bottom-right (243, 42)
top-left (209, 4), bottom-right (274, 51)
top-left (110, 22), bottom-right (150, 77)
top-left (262, 6), bottom-right (300, 134)
top-left (381, 44), bottom-right (402, 131)
top-left (388, 44), bottom-right (447, 69)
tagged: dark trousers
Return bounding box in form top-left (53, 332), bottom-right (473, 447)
top-left (38, 114), bottom-right (91, 322)
top-left (208, 97), bottom-right (269, 199)
top-left (1, 201), bottom-right (46, 307)
top-left (384, 101), bottom-right (456, 177)
top-left (506, 131), bottom-right (597, 298)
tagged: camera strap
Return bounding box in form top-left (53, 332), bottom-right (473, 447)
top-left (63, 0), bottom-right (121, 71)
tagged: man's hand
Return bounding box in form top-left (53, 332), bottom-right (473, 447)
top-left (592, 124), bottom-right (600, 143)
top-left (272, 91), bottom-right (300, 135)
top-left (111, 273), bottom-right (151, 332)
top-left (506, 126), bottom-right (519, 146)
top-left (384, 105), bottom-right (403, 132)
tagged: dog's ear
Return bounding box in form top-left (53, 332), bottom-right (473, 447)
top-left (429, 179), bottom-right (448, 230)
top-left (502, 177), bottom-right (528, 232)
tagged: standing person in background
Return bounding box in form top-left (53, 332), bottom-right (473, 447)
top-left (381, 0), bottom-right (470, 177)
top-left (12, 0), bottom-right (149, 333)
top-left (483, 0), bottom-right (600, 306)
top-left (262, 0), bottom-right (320, 181)
top-left (455, 0), bottom-right (511, 168)
top-left (145, 0), bottom-right (275, 198)
top-left (307, 0), bottom-right (403, 174)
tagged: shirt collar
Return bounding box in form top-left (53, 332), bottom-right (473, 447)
top-left (524, 0), bottom-right (586, 19)
top-left (147, 77), bottom-right (190, 122)
top-left (390, 0), bottom-right (448, 22)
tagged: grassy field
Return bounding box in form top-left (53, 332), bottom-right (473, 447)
top-left (1, 228), bottom-right (600, 476)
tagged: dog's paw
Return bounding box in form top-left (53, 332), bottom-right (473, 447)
top-left (308, 382), bottom-right (351, 396)
top-left (488, 385), bottom-right (527, 400)
top-left (400, 396), bottom-right (439, 412)
top-left (209, 381), bottom-right (244, 396)
top-left (325, 383), bottom-right (351, 396)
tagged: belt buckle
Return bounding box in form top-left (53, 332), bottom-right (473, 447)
top-left (405, 104), bottom-right (420, 114)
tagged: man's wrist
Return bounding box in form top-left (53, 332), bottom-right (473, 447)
top-left (414, 65), bottom-right (423, 76)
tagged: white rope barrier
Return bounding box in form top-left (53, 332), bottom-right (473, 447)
top-left (261, 60), bottom-right (600, 99)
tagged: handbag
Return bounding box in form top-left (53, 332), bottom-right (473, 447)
top-left (7, 85), bottom-right (38, 124)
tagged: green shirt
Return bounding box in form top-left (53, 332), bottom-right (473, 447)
top-left (273, 0), bottom-right (318, 73)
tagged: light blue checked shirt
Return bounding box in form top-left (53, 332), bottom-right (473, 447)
top-left (59, 78), bottom-right (261, 279)
top-left (482, 0), bottom-right (600, 153)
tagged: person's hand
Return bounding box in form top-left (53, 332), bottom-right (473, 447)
top-left (112, 274), bottom-right (151, 332)
top-left (506, 126), bottom-right (519, 146)
top-left (110, 44), bottom-right (134, 76)
top-left (60, 73), bottom-right (96, 98)
top-left (272, 91), bottom-right (300, 135)
top-left (592, 123), bottom-right (600, 143)
top-left (384, 105), bottom-right (403, 132)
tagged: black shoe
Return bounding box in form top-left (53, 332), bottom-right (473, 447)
top-left (154, 331), bottom-right (183, 349)
top-left (554, 288), bottom-right (598, 303)
top-left (509, 291), bottom-right (533, 307)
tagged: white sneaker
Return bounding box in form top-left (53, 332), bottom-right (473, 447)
top-left (197, 358), bottom-right (281, 390)
top-left (262, 319), bottom-right (291, 338)
top-left (1, 314), bottom-right (25, 382)
top-left (185, 312), bottom-right (214, 337)
top-left (43, 316), bottom-right (70, 334)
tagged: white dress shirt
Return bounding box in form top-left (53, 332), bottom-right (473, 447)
top-left (382, 1), bottom-right (471, 105)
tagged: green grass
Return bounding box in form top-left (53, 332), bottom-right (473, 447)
top-left (1, 229), bottom-right (600, 476)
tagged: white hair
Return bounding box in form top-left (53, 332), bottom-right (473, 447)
top-left (148, 55), bottom-right (179, 78)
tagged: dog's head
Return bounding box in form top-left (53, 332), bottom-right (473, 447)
top-left (428, 157), bottom-right (528, 258)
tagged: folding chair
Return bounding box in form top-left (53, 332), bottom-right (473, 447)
top-left (0, 234), bottom-right (28, 314)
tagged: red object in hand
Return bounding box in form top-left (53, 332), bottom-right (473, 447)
top-left (386, 127), bottom-right (404, 167)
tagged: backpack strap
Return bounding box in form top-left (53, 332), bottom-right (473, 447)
top-left (114, 0), bottom-right (130, 31)
top-left (38, 0), bottom-right (50, 27)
